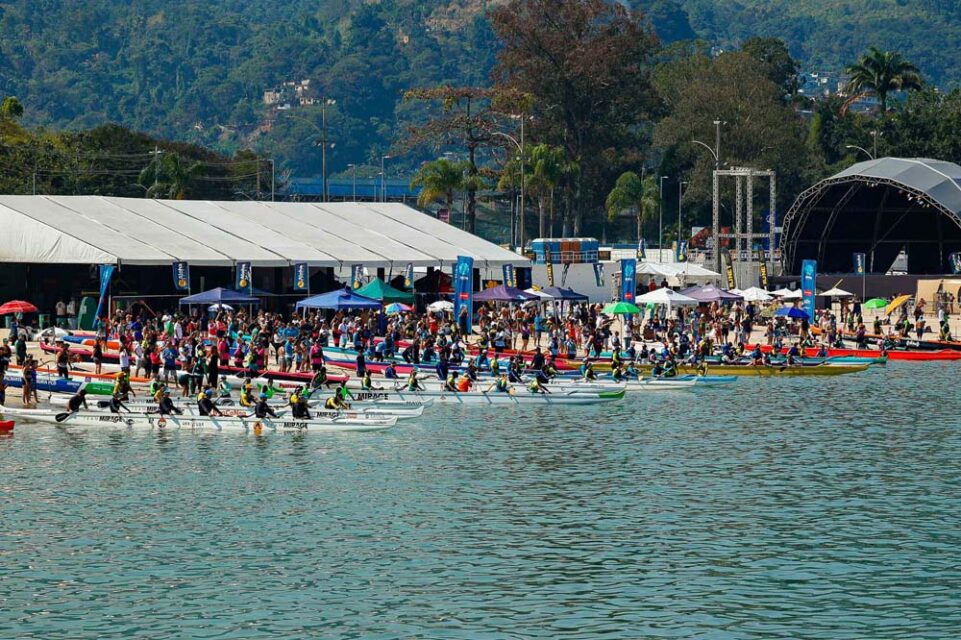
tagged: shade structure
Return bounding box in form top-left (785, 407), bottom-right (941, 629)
top-left (864, 298), bottom-right (888, 309)
top-left (781, 289), bottom-right (804, 300)
top-left (775, 306), bottom-right (809, 319)
top-left (524, 288), bottom-right (554, 299)
top-left (427, 300), bottom-right (454, 312)
top-left (602, 301), bottom-right (641, 315)
top-left (354, 278), bottom-right (414, 304)
top-left (473, 285), bottom-right (538, 302)
top-left (771, 287), bottom-right (796, 297)
top-left (637, 262), bottom-right (721, 278)
top-left (672, 262), bottom-right (722, 278)
top-left (0, 300), bottom-right (38, 315)
top-left (740, 287), bottom-right (773, 302)
top-left (680, 285), bottom-right (743, 302)
top-left (384, 302), bottom-right (412, 314)
top-left (179, 287), bottom-right (260, 306)
top-left (885, 294), bottom-right (911, 316)
top-left (295, 287), bottom-right (382, 311)
top-left (539, 286), bottom-right (589, 301)
top-left (635, 287), bottom-right (699, 306)
top-left (820, 287), bottom-right (854, 297)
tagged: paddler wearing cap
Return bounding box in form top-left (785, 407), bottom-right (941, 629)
top-left (112, 371), bottom-right (135, 401)
top-left (254, 392), bottom-right (278, 419)
top-left (197, 387), bottom-right (222, 417)
top-left (289, 387), bottom-right (312, 419)
top-left (405, 367), bottom-right (425, 391)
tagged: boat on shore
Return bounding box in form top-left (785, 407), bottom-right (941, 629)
top-left (749, 344), bottom-right (961, 361)
top-left (627, 363), bottom-right (869, 376)
top-left (0, 405), bottom-right (397, 433)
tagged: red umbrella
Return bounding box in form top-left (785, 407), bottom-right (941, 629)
top-left (0, 300), bottom-right (38, 315)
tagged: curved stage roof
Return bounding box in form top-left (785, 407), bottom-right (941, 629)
top-left (781, 158), bottom-right (961, 274)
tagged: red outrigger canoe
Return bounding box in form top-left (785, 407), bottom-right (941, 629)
top-left (747, 343), bottom-right (961, 361)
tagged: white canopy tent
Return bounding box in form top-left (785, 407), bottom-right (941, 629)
top-left (635, 287), bottom-right (699, 316)
top-left (0, 196), bottom-right (524, 269)
top-left (820, 286), bottom-right (854, 297)
top-left (781, 289), bottom-right (804, 300)
top-left (740, 286), bottom-right (773, 302)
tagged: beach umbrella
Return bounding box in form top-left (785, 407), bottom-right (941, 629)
top-left (864, 298), bottom-right (888, 309)
top-left (0, 300), bottom-right (38, 315)
top-left (775, 307), bottom-right (809, 319)
top-left (384, 302), bottom-right (412, 314)
top-left (820, 287), bottom-right (854, 297)
top-left (740, 286), bottom-right (772, 302)
top-left (885, 294), bottom-right (911, 316)
top-left (602, 301), bottom-right (641, 315)
top-left (780, 289), bottom-right (803, 300)
top-left (427, 300), bottom-right (454, 312)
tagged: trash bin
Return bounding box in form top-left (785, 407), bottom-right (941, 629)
top-left (39, 314), bottom-right (50, 329)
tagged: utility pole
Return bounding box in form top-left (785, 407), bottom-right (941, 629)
top-left (348, 164), bottom-right (356, 201)
top-left (381, 155), bottom-right (391, 202)
top-left (269, 158), bottom-right (275, 202)
top-left (321, 98), bottom-right (336, 203)
top-left (150, 146), bottom-right (163, 198)
top-left (658, 176), bottom-right (668, 257)
top-left (519, 114), bottom-right (526, 249)
top-left (677, 180), bottom-right (688, 256)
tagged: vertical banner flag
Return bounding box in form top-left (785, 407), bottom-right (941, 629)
top-left (593, 263), bottom-right (605, 287)
top-left (725, 249), bottom-right (737, 290)
top-left (545, 262), bottom-right (555, 287)
top-left (801, 259), bottom-right (817, 322)
top-left (403, 262), bottom-right (414, 290)
top-left (235, 261), bottom-right (252, 294)
top-left (951, 252), bottom-right (961, 274)
top-left (93, 264), bottom-right (115, 329)
top-left (675, 240), bottom-right (688, 263)
top-left (453, 256), bottom-right (474, 334)
top-left (758, 251), bottom-right (769, 289)
top-left (293, 262), bottom-right (309, 293)
top-left (620, 259), bottom-right (637, 303)
top-left (637, 238), bottom-right (647, 260)
top-left (172, 261), bottom-right (190, 292)
top-left (853, 252), bottom-right (866, 275)
top-left (351, 264), bottom-right (363, 289)
top-left (502, 263), bottom-right (516, 288)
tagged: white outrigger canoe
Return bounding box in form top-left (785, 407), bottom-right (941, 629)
top-left (46, 396), bottom-right (424, 420)
top-left (1, 405), bottom-right (396, 433)
top-left (337, 386), bottom-right (627, 405)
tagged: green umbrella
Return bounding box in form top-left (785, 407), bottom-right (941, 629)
top-left (602, 301), bottom-right (641, 315)
top-left (864, 298), bottom-right (887, 309)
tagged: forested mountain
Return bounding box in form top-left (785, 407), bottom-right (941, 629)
top-left (1, 0), bottom-right (960, 177)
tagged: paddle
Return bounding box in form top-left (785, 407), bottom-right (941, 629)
top-left (55, 411), bottom-right (72, 423)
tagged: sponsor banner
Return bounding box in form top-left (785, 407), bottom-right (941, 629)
top-left (620, 259), bottom-right (637, 303)
top-left (293, 262), bottom-right (309, 293)
top-left (351, 264), bottom-right (363, 289)
top-left (725, 250), bottom-right (736, 289)
top-left (403, 262), bottom-right (414, 290)
top-left (172, 261), bottom-right (190, 292)
top-left (853, 252), bottom-right (866, 275)
top-left (453, 256), bottom-right (474, 331)
top-left (94, 264), bottom-right (115, 329)
top-left (546, 261), bottom-right (555, 287)
top-left (675, 240), bottom-right (688, 263)
top-left (593, 263), bottom-right (605, 287)
top-left (502, 263), bottom-right (516, 288)
top-left (758, 251), bottom-right (769, 289)
top-left (801, 259), bottom-right (817, 321)
top-left (235, 261), bottom-right (252, 293)
top-left (951, 252), bottom-right (961, 274)
top-left (637, 238), bottom-right (646, 260)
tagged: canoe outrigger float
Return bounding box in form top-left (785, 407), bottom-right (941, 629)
top-left (337, 387), bottom-right (627, 405)
top-left (627, 363), bottom-right (870, 377)
top-left (0, 405), bottom-right (397, 433)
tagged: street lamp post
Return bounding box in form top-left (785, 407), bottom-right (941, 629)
top-left (321, 98), bottom-right (336, 202)
top-left (492, 130), bottom-right (524, 250)
top-left (845, 144), bottom-right (874, 160)
top-left (658, 175), bottom-right (668, 255)
top-left (347, 163), bottom-right (356, 201)
top-left (677, 180), bottom-right (688, 256)
top-left (380, 156), bottom-right (388, 202)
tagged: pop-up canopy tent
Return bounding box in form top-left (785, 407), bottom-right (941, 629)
top-left (179, 287), bottom-right (260, 306)
top-left (474, 285), bottom-right (538, 302)
top-left (539, 286), bottom-right (589, 301)
top-left (680, 285), bottom-right (743, 303)
top-left (295, 286), bottom-right (382, 310)
top-left (354, 278), bottom-right (414, 304)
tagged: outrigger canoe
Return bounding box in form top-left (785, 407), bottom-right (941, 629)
top-left (750, 344), bottom-right (961, 361)
top-left (0, 406), bottom-right (397, 433)
top-left (629, 363), bottom-right (869, 376)
top-left (335, 387), bottom-right (627, 405)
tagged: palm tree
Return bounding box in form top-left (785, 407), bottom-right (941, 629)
top-left (526, 144), bottom-right (565, 238)
top-left (606, 172), bottom-right (659, 243)
top-left (138, 153), bottom-right (204, 199)
top-left (845, 47), bottom-right (923, 114)
top-left (410, 158), bottom-right (464, 221)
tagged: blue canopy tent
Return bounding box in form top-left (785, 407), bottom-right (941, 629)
top-left (295, 286), bottom-right (382, 310)
top-left (178, 287), bottom-right (261, 305)
top-left (539, 286), bottom-right (589, 301)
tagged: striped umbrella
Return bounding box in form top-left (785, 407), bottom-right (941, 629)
top-left (384, 302), bottom-right (412, 314)
top-left (0, 300), bottom-right (38, 315)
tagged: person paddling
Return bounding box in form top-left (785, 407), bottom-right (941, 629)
top-left (66, 388), bottom-right (89, 414)
top-left (197, 388), bottom-right (222, 417)
top-left (254, 393), bottom-right (278, 419)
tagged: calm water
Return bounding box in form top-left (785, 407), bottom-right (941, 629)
top-left (2, 363), bottom-right (961, 638)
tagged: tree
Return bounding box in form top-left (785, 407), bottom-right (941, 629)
top-left (489, 0), bottom-right (661, 236)
top-left (846, 47), bottom-right (923, 114)
top-left (526, 144), bottom-right (567, 238)
top-left (741, 37), bottom-right (800, 96)
top-left (605, 172), bottom-right (659, 243)
top-left (0, 96), bottom-right (24, 120)
top-left (138, 153), bottom-right (205, 199)
top-left (410, 158), bottom-right (464, 218)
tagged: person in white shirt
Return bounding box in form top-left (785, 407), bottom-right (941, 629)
top-left (66, 299), bottom-right (77, 329)
top-left (55, 300), bottom-right (67, 327)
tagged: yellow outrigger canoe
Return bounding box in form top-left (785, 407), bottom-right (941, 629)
top-left (616, 363), bottom-right (869, 377)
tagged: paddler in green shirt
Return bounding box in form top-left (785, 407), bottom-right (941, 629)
top-left (444, 371), bottom-right (458, 392)
top-left (258, 379), bottom-right (278, 399)
top-left (528, 376), bottom-right (550, 395)
top-left (405, 367), bottom-right (425, 391)
top-left (485, 373), bottom-right (513, 394)
top-left (489, 356), bottom-right (500, 376)
top-left (335, 380), bottom-right (355, 403)
top-left (149, 374), bottom-right (163, 397)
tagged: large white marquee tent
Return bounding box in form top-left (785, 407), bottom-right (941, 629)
top-left (0, 196), bottom-right (523, 269)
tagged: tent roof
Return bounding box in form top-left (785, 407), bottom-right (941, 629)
top-left (355, 278), bottom-right (414, 303)
top-left (833, 157), bottom-right (961, 217)
top-left (0, 196), bottom-right (525, 268)
top-left (635, 287), bottom-right (699, 305)
top-left (295, 287), bottom-right (382, 310)
top-left (474, 284), bottom-right (538, 302)
top-left (179, 287), bottom-right (260, 305)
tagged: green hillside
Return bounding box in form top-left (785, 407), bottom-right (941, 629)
top-left (0, 0), bottom-right (959, 177)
